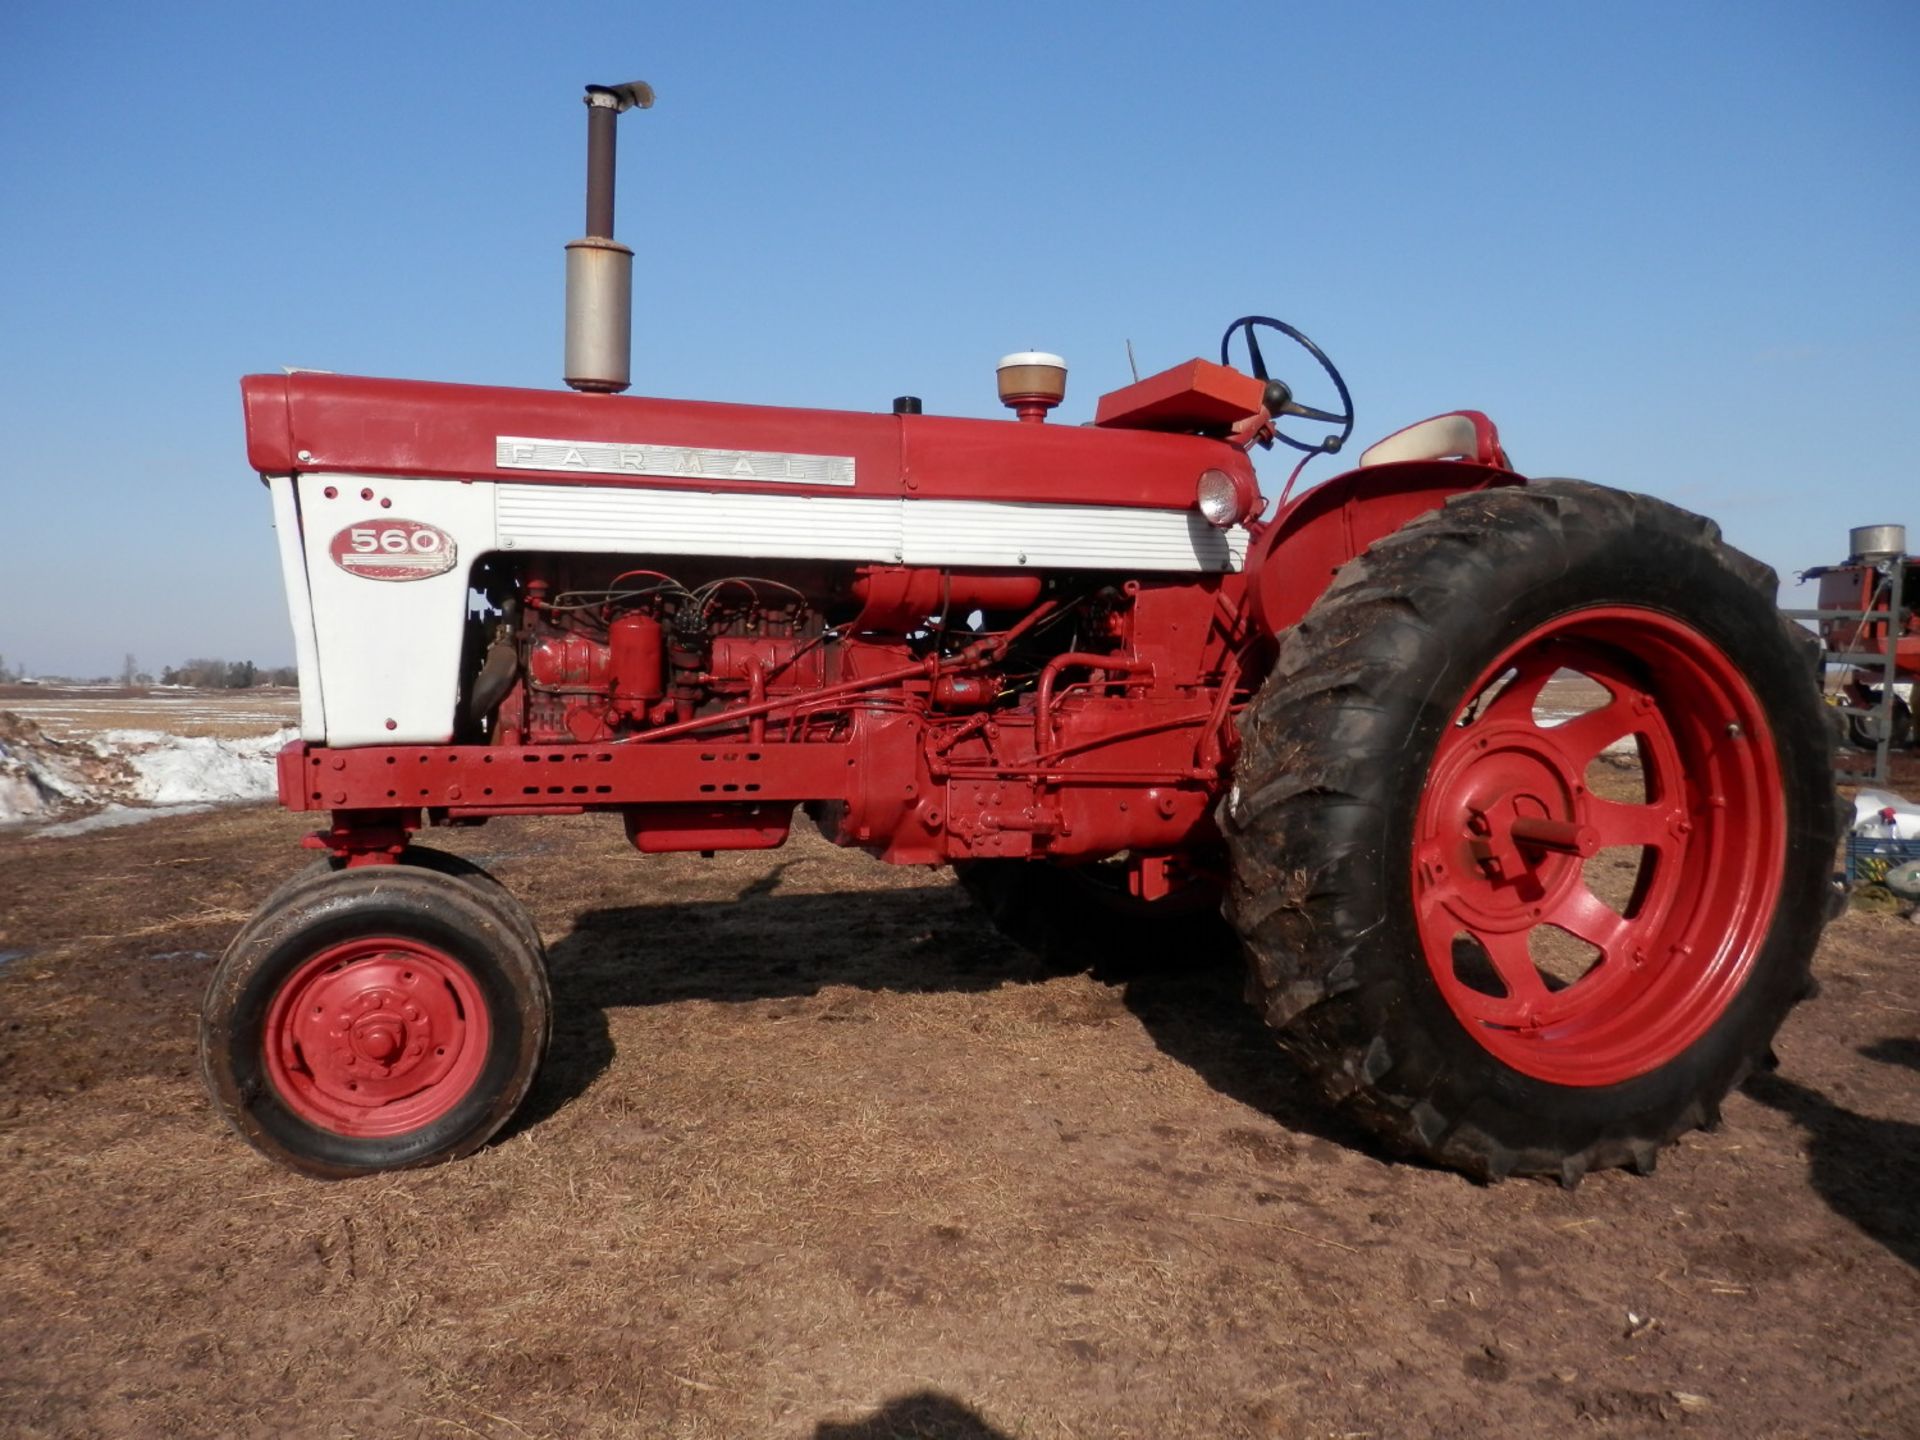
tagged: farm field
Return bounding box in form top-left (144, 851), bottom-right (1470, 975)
top-left (0, 684), bottom-right (301, 740)
top-left (2, 781), bottom-right (1916, 1437)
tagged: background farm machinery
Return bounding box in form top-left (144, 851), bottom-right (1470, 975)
top-left (1790, 523), bottom-right (1916, 785)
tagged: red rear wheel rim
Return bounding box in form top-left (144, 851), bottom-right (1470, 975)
top-left (263, 937), bottom-right (491, 1137)
top-left (1412, 606), bottom-right (1785, 1086)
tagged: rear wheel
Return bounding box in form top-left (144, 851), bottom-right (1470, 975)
top-left (1222, 480), bottom-right (1836, 1183)
top-left (201, 866), bottom-right (551, 1177)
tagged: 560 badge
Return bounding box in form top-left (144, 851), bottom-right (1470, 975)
top-left (328, 520), bottom-right (458, 582)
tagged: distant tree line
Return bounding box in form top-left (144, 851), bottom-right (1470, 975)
top-left (0, 653), bottom-right (296, 688)
top-left (158, 658), bottom-right (299, 689)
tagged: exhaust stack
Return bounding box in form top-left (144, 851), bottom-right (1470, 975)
top-left (565, 81), bottom-right (653, 394)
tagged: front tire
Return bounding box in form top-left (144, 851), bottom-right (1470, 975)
top-left (251, 847), bottom-right (546, 964)
top-left (201, 866), bottom-right (551, 1178)
top-left (1845, 690), bottom-right (1913, 751)
top-left (1222, 480), bottom-right (1836, 1183)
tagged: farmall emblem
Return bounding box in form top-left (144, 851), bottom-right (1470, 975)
top-left (329, 520), bottom-right (458, 581)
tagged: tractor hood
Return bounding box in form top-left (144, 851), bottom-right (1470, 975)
top-left (241, 372), bottom-right (1258, 514)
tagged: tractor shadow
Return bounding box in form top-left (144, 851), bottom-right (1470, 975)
top-left (508, 876), bottom-right (1379, 1159)
top-left (1742, 1036), bottom-right (1920, 1270)
top-left (811, 1389), bottom-right (1015, 1439)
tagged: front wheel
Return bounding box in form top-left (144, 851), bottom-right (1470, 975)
top-left (201, 866), bottom-right (551, 1177)
top-left (1845, 690), bottom-right (1913, 751)
top-left (1222, 480), bottom-right (1836, 1183)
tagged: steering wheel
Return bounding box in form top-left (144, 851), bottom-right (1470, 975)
top-left (1218, 315), bottom-right (1355, 457)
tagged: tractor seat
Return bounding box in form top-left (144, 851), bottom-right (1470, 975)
top-left (1358, 410), bottom-right (1508, 469)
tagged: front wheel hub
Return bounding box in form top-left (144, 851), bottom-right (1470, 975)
top-left (264, 937), bottom-right (491, 1137)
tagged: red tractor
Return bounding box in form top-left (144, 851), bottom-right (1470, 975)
top-left (202, 85), bottom-right (1837, 1187)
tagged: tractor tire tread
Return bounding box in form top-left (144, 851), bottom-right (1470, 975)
top-left (1221, 478), bottom-right (1839, 1182)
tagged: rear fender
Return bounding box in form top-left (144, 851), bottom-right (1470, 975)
top-left (1243, 460), bottom-right (1522, 636)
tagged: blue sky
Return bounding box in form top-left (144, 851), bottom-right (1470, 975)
top-left (1, 0), bottom-right (1914, 676)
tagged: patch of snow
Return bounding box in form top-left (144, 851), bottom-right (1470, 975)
top-left (0, 710), bottom-right (295, 830)
top-left (123, 729), bottom-right (295, 805)
top-left (0, 715), bottom-right (110, 823)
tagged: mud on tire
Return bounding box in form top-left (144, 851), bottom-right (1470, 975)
top-left (250, 847), bottom-right (547, 963)
top-left (1221, 479), bottom-right (1837, 1184)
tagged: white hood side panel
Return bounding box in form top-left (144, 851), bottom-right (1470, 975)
top-left (288, 473), bottom-right (1244, 749)
top-left (267, 474), bottom-right (328, 740)
top-left (296, 474), bottom-right (499, 747)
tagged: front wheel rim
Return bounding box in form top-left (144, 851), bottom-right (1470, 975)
top-left (1412, 606), bottom-right (1785, 1087)
top-left (263, 937), bottom-right (492, 1137)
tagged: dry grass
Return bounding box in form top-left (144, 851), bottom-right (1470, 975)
top-left (0, 791), bottom-right (1916, 1437)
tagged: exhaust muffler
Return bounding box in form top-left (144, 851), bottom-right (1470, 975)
top-left (564, 80), bottom-right (653, 394)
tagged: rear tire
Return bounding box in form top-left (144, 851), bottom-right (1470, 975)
top-left (1221, 480), bottom-right (1837, 1183)
top-left (202, 866), bottom-right (551, 1178)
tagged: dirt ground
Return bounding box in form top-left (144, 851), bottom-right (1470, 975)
top-left (1, 785), bottom-right (1916, 1440)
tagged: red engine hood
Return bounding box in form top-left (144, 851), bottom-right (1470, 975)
top-left (241, 372), bottom-right (1257, 511)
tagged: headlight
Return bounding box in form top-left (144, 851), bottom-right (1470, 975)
top-left (1196, 468), bottom-right (1256, 527)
